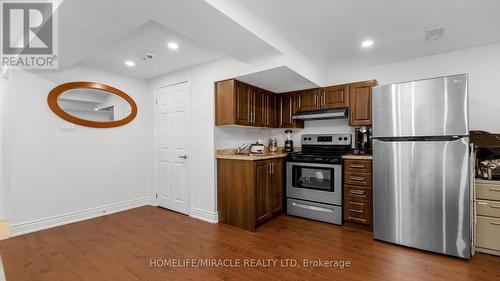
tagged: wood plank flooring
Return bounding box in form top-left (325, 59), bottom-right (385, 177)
top-left (0, 206), bottom-right (498, 281)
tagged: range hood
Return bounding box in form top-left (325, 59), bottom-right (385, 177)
top-left (292, 108), bottom-right (348, 121)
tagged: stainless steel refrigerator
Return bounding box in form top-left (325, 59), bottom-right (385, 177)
top-left (372, 74), bottom-right (475, 259)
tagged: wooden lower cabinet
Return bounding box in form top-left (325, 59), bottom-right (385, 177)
top-left (343, 158), bottom-right (373, 226)
top-left (217, 158), bottom-right (284, 231)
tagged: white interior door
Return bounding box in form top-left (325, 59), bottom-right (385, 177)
top-left (155, 82), bottom-right (190, 214)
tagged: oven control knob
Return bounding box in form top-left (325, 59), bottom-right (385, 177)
top-left (344, 137), bottom-right (348, 141)
top-left (304, 137), bottom-right (307, 141)
top-left (308, 137), bottom-right (311, 140)
top-left (338, 137), bottom-right (342, 141)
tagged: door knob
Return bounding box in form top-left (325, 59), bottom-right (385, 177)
top-left (178, 155), bottom-right (188, 159)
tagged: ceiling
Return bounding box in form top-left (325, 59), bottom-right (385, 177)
top-left (80, 22), bottom-right (225, 79)
top-left (235, 66), bottom-right (318, 93)
top-left (236, 0), bottom-right (500, 71)
top-left (56, 0), bottom-right (281, 79)
top-left (49, 0), bottom-right (500, 81)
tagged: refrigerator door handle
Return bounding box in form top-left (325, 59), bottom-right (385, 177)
top-left (470, 142), bottom-right (476, 257)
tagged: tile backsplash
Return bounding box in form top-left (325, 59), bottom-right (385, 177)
top-left (215, 119), bottom-right (354, 149)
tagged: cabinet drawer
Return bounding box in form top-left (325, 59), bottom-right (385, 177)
top-left (476, 215), bottom-right (500, 251)
top-left (476, 183), bottom-right (500, 201)
top-left (344, 198), bottom-right (371, 225)
top-left (344, 172), bottom-right (372, 186)
top-left (476, 200), bottom-right (500, 218)
top-left (345, 185), bottom-right (372, 201)
top-left (287, 198), bottom-right (342, 225)
top-left (344, 159), bottom-right (372, 174)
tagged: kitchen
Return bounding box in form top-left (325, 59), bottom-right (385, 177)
top-left (1, 1), bottom-right (500, 280)
top-left (215, 72), bottom-right (481, 259)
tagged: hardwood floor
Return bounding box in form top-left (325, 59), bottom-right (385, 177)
top-left (0, 206), bottom-right (498, 281)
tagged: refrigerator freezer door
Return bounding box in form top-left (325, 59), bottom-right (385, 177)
top-left (373, 138), bottom-right (471, 258)
top-left (373, 74), bottom-right (468, 138)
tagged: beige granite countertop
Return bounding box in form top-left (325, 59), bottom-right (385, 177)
top-left (342, 154), bottom-right (373, 160)
top-left (216, 147), bottom-right (299, 161)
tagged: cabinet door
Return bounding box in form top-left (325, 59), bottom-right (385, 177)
top-left (297, 89), bottom-right (320, 112)
top-left (291, 93), bottom-right (304, 128)
top-left (265, 93), bottom-right (276, 127)
top-left (322, 84), bottom-right (348, 109)
top-left (349, 81), bottom-right (376, 126)
top-left (269, 159), bottom-right (284, 215)
top-left (279, 94), bottom-right (294, 128)
top-left (253, 88), bottom-right (266, 127)
top-left (255, 161), bottom-right (271, 224)
top-left (235, 81), bottom-right (252, 125)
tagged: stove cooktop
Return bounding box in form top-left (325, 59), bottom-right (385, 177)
top-left (286, 134), bottom-right (353, 164)
top-left (286, 152), bottom-right (346, 164)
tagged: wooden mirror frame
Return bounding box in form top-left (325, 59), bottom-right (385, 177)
top-left (48, 82), bottom-right (138, 128)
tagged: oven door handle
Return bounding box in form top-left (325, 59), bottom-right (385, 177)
top-left (291, 202), bottom-right (334, 213)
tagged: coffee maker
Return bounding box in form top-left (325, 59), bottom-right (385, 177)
top-left (354, 126), bottom-right (372, 154)
top-left (284, 130), bottom-right (294, 152)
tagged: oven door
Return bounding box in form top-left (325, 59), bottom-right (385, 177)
top-left (286, 162), bottom-right (342, 206)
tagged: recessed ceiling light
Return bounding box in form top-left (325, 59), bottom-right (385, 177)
top-left (361, 39), bottom-right (374, 48)
top-left (125, 60), bottom-right (135, 67)
top-left (167, 42), bottom-right (179, 50)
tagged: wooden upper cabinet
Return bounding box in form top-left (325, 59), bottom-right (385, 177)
top-left (321, 84), bottom-right (348, 109)
top-left (297, 86), bottom-right (348, 111)
top-left (349, 80), bottom-right (378, 126)
top-left (291, 93), bottom-right (304, 128)
top-left (297, 88), bottom-right (320, 112)
top-left (278, 93), bottom-right (293, 128)
top-left (253, 88), bottom-right (266, 127)
top-left (235, 81), bottom-right (252, 125)
top-left (215, 79), bottom-right (276, 128)
top-left (265, 93), bottom-right (276, 127)
top-left (215, 78), bottom-right (377, 128)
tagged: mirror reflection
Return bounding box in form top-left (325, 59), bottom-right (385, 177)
top-left (57, 88), bottom-right (132, 122)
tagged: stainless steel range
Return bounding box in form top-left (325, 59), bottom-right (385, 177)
top-left (286, 134), bottom-right (351, 225)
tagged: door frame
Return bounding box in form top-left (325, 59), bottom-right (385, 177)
top-left (153, 79), bottom-right (192, 215)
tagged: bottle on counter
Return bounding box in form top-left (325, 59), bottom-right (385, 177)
top-left (269, 137), bottom-right (278, 154)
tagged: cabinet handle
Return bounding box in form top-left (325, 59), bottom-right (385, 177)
top-left (349, 190), bottom-right (365, 195)
top-left (349, 209), bottom-right (363, 213)
top-left (350, 164), bottom-right (366, 168)
top-left (489, 204), bottom-right (500, 209)
top-left (490, 188), bottom-right (500, 192)
top-left (350, 177), bottom-right (365, 181)
top-left (291, 202), bottom-right (333, 213)
top-left (490, 221), bottom-right (500, 226)
top-left (271, 163), bottom-right (274, 175)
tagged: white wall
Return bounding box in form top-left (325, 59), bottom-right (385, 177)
top-left (0, 69), bottom-right (8, 221)
top-left (325, 42), bottom-right (500, 133)
top-left (6, 66), bottom-right (153, 234)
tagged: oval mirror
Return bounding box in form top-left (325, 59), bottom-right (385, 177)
top-left (48, 82), bottom-right (137, 128)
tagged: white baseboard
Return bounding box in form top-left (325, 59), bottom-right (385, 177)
top-left (190, 207), bottom-right (218, 224)
top-left (10, 197), bottom-right (154, 237)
